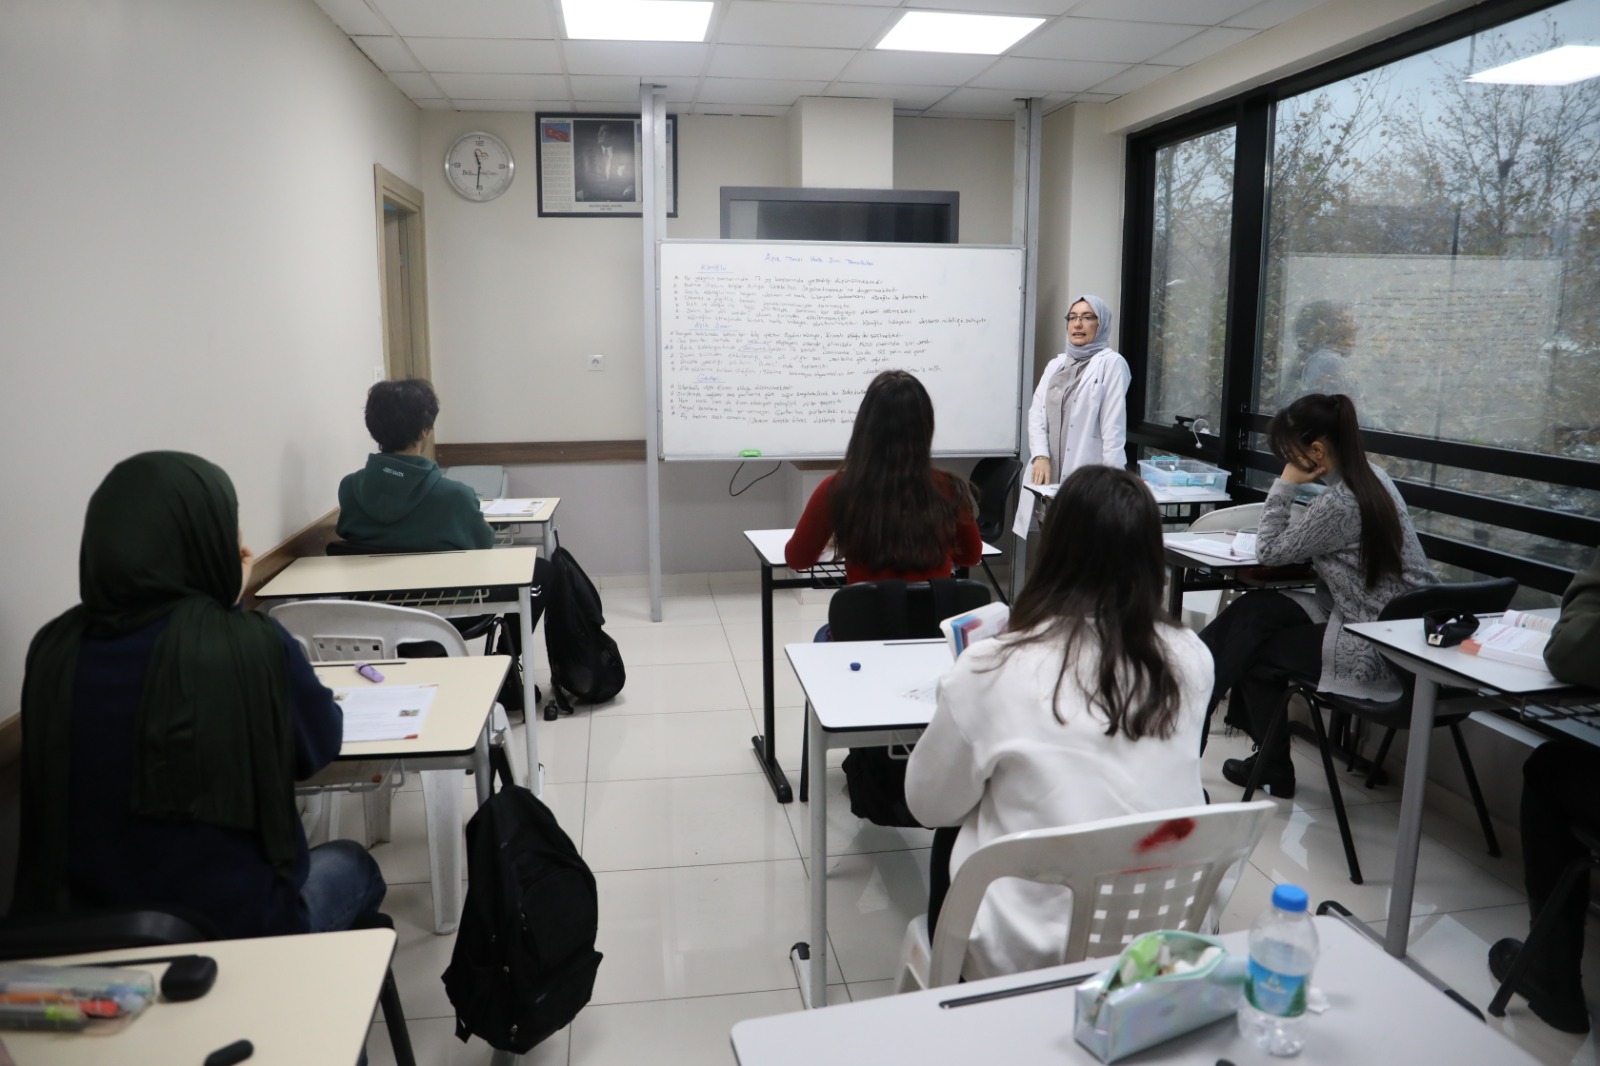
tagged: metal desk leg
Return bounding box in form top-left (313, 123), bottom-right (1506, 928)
top-left (1166, 564), bottom-right (1186, 620)
top-left (791, 705), bottom-right (828, 1009)
top-left (752, 562), bottom-right (793, 803)
top-left (473, 725), bottom-right (493, 807)
top-left (518, 584), bottom-right (542, 797)
top-left (1384, 676), bottom-right (1438, 958)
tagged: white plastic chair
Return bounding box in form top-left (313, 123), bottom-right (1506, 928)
top-left (896, 800), bottom-right (1275, 992)
top-left (270, 599), bottom-right (510, 935)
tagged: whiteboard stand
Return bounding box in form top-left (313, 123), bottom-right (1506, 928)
top-left (1009, 97), bottom-right (1043, 603)
top-left (642, 83), bottom-right (667, 623)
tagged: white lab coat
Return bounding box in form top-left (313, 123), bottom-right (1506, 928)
top-left (1011, 349), bottom-right (1133, 538)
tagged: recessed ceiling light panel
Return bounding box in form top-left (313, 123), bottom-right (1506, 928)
top-left (877, 12), bottom-right (1045, 56)
top-left (562, 0), bottom-right (713, 43)
top-left (1466, 44), bottom-right (1600, 86)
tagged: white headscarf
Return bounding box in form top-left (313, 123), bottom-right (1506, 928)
top-left (1065, 294), bottom-right (1113, 360)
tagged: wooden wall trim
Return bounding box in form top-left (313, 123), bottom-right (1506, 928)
top-left (243, 507), bottom-right (340, 609)
top-left (436, 440), bottom-right (648, 465)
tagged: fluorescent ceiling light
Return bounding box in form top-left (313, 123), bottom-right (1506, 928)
top-left (877, 12), bottom-right (1044, 55)
top-left (561, 0), bottom-right (713, 42)
top-left (1466, 44), bottom-right (1600, 86)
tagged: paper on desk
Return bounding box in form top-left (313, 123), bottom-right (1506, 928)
top-left (331, 684), bottom-right (438, 742)
top-left (902, 683), bottom-right (937, 704)
top-left (1165, 533), bottom-right (1256, 563)
top-left (481, 498), bottom-right (542, 516)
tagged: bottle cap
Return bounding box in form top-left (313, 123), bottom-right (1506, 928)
top-left (1271, 884), bottom-right (1309, 913)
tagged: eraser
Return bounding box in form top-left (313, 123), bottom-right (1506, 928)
top-left (739, 449), bottom-right (762, 458)
top-left (850, 662), bottom-right (861, 671)
top-left (204, 1040), bottom-right (254, 1066)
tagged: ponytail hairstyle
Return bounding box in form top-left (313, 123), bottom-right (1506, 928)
top-left (1267, 393), bottom-right (1403, 588)
top-left (996, 466), bottom-right (1182, 740)
top-left (831, 370), bottom-right (972, 572)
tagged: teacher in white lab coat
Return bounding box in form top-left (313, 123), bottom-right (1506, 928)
top-left (1012, 294), bottom-right (1132, 539)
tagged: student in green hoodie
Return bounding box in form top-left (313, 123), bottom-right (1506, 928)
top-left (337, 379), bottom-right (494, 551)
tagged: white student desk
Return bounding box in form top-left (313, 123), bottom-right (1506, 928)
top-left (744, 530), bottom-right (998, 804)
top-left (1160, 531), bottom-right (1262, 619)
top-left (1025, 479), bottom-right (1232, 524)
top-left (786, 638), bottom-right (954, 1010)
top-left (480, 496), bottom-right (560, 555)
top-left (258, 547), bottom-right (542, 794)
top-left (732, 915), bottom-right (1540, 1066)
top-left (2, 927), bottom-right (394, 1065)
top-left (1345, 610), bottom-right (1597, 960)
top-left (311, 656), bottom-right (507, 936)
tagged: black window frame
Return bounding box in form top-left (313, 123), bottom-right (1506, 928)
top-left (1120, 0), bottom-right (1600, 595)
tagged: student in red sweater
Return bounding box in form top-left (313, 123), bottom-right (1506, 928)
top-left (785, 370), bottom-right (981, 583)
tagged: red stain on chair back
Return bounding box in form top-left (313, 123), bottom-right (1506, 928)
top-left (1136, 818), bottom-right (1196, 852)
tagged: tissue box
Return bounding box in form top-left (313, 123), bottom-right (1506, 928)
top-left (1073, 932), bottom-right (1246, 1063)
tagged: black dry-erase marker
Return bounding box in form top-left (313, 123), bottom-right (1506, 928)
top-left (204, 1039), bottom-right (254, 1066)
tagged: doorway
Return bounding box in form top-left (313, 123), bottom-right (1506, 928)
top-left (374, 165), bottom-right (430, 384)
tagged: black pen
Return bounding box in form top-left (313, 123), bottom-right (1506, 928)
top-left (938, 970), bottom-right (1095, 1009)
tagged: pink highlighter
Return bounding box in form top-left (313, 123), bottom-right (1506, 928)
top-left (355, 662), bottom-right (384, 683)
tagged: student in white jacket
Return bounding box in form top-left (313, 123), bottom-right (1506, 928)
top-left (1012, 294), bottom-right (1133, 539)
top-left (908, 466), bottom-right (1212, 982)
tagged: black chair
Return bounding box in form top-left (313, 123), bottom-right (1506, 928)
top-left (1242, 577), bottom-right (1517, 885)
top-left (968, 457), bottom-right (1022, 606)
top-left (0, 907), bottom-right (417, 1066)
top-left (799, 578), bottom-right (992, 803)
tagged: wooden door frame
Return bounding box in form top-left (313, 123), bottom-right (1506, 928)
top-left (373, 165), bottom-right (431, 384)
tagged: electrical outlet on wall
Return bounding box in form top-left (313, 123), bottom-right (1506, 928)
top-left (588, 354), bottom-right (604, 372)
top-left (372, 366), bottom-right (385, 383)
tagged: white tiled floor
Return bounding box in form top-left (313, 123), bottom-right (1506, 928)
top-left (358, 573), bottom-right (1600, 1065)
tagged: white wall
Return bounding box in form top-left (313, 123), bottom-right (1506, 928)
top-left (894, 117), bottom-right (1015, 246)
top-left (1035, 103), bottom-right (1125, 378)
top-left (0, 0), bottom-right (420, 717)
top-left (424, 111), bottom-right (1019, 575)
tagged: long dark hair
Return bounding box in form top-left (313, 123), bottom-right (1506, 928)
top-left (831, 370), bottom-right (971, 572)
top-left (997, 466), bottom-right (1182, 740)
top-left (1267, 392), bottom-right (1402, 588)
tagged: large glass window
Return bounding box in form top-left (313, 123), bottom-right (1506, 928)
top-left (1128, 0), bottom-right (1600, 593)
top-left (1260, 4), bottom-right (1600, 461)
top-left (1144, 126), bottom-right (1235, 429)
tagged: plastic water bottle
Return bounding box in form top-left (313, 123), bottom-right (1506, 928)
top-left (1238, 884), bottom-right (1319, 1056)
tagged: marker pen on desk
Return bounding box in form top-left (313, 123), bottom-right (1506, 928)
top-left (0, 1003), bottom-right (89, 1031)
top-left (355, 662), bottom-right (384, 683)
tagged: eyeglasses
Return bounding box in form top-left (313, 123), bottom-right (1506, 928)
top-left (1066, 314), bottom-right (1099, 324)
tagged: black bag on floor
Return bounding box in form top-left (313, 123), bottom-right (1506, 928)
top-left (542, 535), bottom-right (626, 719)
top-left (443, 749), bottom-right (602, 1053)
top-left (841, 745), bottom-right (925, 828)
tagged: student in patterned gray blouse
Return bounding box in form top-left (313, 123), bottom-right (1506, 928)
top-left (1199, 393), bottom-right (1435, 797)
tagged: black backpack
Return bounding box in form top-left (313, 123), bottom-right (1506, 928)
top-left (542, 537), bottom-right (626, 719)
top-left (443, 751), bottom-right (603, 1053)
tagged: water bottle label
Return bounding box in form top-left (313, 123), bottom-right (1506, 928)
top-left (1246, 958), bottom-right (1307, 1018)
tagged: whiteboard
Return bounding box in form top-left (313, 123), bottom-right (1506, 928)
top-left (657, 239), bottom-right (1025, 460)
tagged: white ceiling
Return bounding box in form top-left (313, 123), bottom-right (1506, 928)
top-left (313, 0), bottom-right (1332, 118)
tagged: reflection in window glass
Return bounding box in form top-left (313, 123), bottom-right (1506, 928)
top-left (1146, 126), bottom-right (1235, 429)
top-left (1260, 1), bottom-right (1600, 477)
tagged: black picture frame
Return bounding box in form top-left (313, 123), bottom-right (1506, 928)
top-left (535, 112), bottom-right (679, 218)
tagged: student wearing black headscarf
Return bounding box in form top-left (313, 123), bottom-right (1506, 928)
top-left (17, 452), bottom-right (386, 938)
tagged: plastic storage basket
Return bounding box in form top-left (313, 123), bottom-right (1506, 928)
top-left (1138, 457), bottom-right (1230, 493)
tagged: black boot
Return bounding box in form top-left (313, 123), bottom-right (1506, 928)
top-left (1222, 752), bottom-right (1296, 799)
top-left (1489, 938), bottom-right (1591, 1034)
